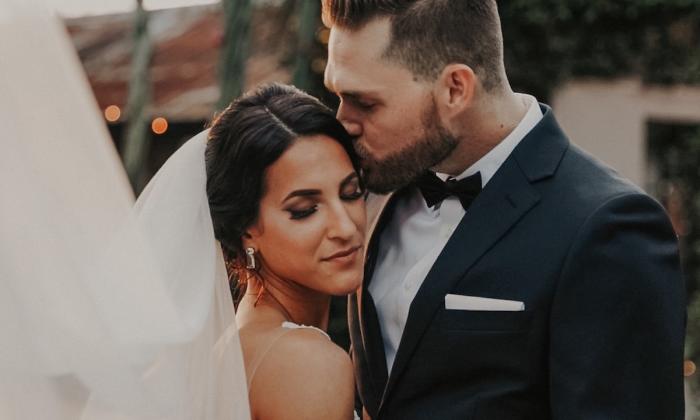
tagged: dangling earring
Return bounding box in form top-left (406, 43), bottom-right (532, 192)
top-left (245, 247), bottom-right (258, 270)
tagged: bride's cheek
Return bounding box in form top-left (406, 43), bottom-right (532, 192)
top-left (352, 201), bottom-right (367, 232)
top-left (281, 218), bottom-right (324, 262)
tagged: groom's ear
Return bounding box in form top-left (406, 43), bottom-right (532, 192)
top-left (435, 64), bottom-right (476, 116)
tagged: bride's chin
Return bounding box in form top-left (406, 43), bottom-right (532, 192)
top-left (329, 275), bottom-right (363, 296)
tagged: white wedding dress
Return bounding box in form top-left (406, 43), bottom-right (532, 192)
top-left (0, 1), bottom-right (249, 419)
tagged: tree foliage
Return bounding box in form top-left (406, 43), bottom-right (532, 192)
top-left (500, 0), bottom-right (700, 100)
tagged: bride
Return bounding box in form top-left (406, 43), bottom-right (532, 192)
top-left (1, 1), bottom-right (362, 418)
top-left (205, 83), bottom-right (365, 420)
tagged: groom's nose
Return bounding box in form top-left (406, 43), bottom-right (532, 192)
top-left (341, 120), bottom-right (362, 138)
top-left (336, 106), bottom-right (363, 137)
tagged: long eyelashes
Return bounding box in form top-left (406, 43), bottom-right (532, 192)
top-left (341, 190), bottom-right (364, 201)
top-left (286, 176), bottom-right (364, 221)
top-left (289, 206), bottom-right (318, 220)
top-left (287, 191), bottom-right (362, 221)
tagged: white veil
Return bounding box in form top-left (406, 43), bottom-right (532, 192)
top-left (0, 1), bottom-right (250, 419)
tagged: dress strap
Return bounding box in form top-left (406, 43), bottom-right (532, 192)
top-left (246, 326), bottom-right (294, 391)
top-left (281, 321), bottom-right (331, 340)
top-left (247, 322), bottom-right (332, 390)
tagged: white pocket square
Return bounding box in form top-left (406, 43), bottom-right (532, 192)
top-left (445, 294), bottom-right (525, 311)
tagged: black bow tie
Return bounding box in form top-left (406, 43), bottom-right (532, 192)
top-left (416, 171), bottom-right (482, 210)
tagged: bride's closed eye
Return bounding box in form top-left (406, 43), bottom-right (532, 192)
top-left (340, 174), bottom-right (364, 201)
top-left (283, 173), bottom-right (363, 220)
top-left (283, 189), bottom-right (319, 220)
top-left (287, 204), bottom-right (318, 220)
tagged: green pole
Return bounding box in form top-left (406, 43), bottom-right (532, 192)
top-left (218, 0), bottom-right (252, 110)
top-left (292, 0), bottom-right (320, 90)
top-left (122, 0), bottom-right (152, 192)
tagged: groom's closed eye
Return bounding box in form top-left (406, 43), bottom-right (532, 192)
top-left (347, 97), bottom-right (375, 110)
top-left (339, 93), bottom-right (378, 112)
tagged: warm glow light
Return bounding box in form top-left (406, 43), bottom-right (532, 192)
top-left (104, 105), bottom-right (121, 122)
top-left (151, 117), bottom-right (168, 135)
top-left (317, 28), bottom-right (330, 45)
top-left (311, 58), bottom-right (327, 74)
top-left (685, 360), bottom-right (696, 377)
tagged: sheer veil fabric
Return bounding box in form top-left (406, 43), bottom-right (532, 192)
top-left (0, 1), bottom-right (250, 419)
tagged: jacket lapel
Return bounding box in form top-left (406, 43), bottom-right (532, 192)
top-left (379, 105), bottom-right (569, 408)
top-left (355, 192), bottom-right (396, 413)
top-left (359, 193), bottom-right (395, 319)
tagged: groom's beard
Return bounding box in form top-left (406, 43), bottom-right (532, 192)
top-left (355, 103), bottom-right (458, 194)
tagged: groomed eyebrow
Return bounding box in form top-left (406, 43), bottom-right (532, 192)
top-left (282, 189), bottom-right (320, 204)
top-left (281, 172), bottom-right (359, 204)
top-left (340, 91), bottom-right (374, 101)
top-left (324, 84), bottom-right (378, 101)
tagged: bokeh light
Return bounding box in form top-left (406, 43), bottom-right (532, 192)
top-left (104, 105), bottom-right (121, 122)
top-left (311, 58), bottom-right (327, 74)
top-left (151, 117), bottom-right (168, 135)
top-left (316, 27), bottom-right (330, 45)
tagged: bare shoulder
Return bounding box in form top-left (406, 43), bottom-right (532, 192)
top-left (249, 327), bottom-right (355, 420)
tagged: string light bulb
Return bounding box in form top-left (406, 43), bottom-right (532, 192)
top-left (151, 117), bottom-right (168, 135)
top-left (104, 105), bottom-right (121, 122)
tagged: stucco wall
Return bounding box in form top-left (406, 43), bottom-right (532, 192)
top-left (551, 78), bottom-right (700, 190)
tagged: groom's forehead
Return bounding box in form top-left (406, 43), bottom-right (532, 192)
top-left (324, 46), bottom-right (368, 93)
top-left (325, 23), bottom-right (396, 93)
top-left (326, 19), bottom-right (390, 67)
top-left (324, 59), bottom-right (388, 97)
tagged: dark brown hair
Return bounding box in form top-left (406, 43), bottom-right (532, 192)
top-left (205, 83), bottom-right (360, 293)
top-left (322, 0), bottom-right (505, 91)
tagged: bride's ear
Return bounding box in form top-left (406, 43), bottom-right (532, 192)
top-left (241, 227), bottom-right (260, 250)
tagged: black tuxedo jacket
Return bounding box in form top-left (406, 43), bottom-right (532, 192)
top-left (349, 106), bottom-right (685, 419)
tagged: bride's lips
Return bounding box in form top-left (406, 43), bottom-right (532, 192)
top-left (322, 245), bottom-right (362, 262)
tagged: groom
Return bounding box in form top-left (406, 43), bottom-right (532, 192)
top-left (322, 1), bottom-right (685, 419)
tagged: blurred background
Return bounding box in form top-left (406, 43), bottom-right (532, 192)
top-left (51, 0), bottom-right (700, 416)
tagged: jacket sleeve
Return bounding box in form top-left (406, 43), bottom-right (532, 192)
top-left (549, 192), bottom-right (685, 419)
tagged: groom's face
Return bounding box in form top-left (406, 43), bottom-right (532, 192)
top-left (325, 18), bottom-right (458, 193)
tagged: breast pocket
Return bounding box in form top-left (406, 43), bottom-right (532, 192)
top-left (440, 309), bottom-right (534, 332)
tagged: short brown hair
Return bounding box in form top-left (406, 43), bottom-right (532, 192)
top-left (322, 0), bottom-right (505, 91)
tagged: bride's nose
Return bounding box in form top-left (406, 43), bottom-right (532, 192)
top-left (326, 202), bottom-right (358, 240)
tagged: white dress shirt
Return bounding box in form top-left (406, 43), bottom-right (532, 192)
top-left (368, 94), bottom-right (543, 373)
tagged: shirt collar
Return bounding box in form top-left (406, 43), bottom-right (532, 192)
top-left (437, 93), bottom-right (543, 187)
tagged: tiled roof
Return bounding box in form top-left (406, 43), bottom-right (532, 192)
top-left (65, 3), bottom-right (295, 121)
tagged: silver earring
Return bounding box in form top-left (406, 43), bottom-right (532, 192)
top-left (245, 247), bottom-right (257, 270)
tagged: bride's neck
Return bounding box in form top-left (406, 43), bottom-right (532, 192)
top-left (240, 272), bottom-right (332, 331)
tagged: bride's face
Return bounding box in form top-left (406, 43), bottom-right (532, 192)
top-left (244, 134), bottom-right (366, 296)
